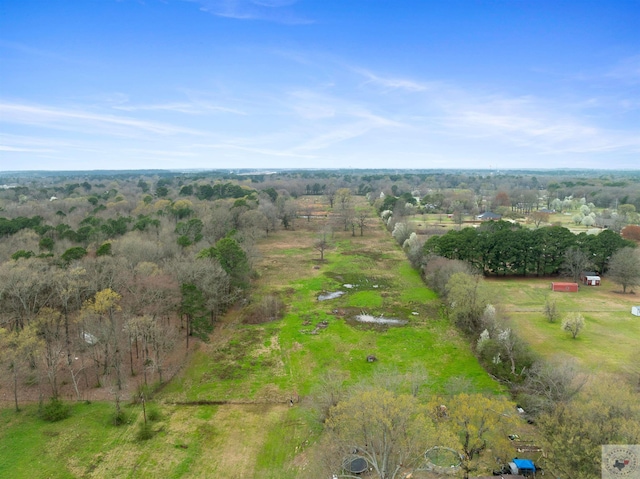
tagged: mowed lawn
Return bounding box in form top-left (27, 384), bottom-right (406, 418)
top-left (486, 276), bottom-right (640, 376)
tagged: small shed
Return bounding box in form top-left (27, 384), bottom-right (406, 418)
top-left (632, 306), bottom-right (640, 317)
top-left (580, 271), bottom-right (597, 282)
top-left (551, 282), bottom-right (579, 292)
top-left (583, 275), bottom-right (601, 286)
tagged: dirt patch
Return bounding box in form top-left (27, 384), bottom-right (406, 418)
top-left (250, 334), bottom-right (281, 358)
top-left (341, 249), bottom-right (387, 261)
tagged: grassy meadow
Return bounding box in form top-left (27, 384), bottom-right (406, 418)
top-left (0, 198), bottom-right (504, 479)
top-left (486, 276), bottom-right (640, 377)
top-left (406, 210), bottom-right (604, 235)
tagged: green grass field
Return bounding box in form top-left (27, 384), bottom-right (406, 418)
top-left (485, 276), bottom-right (640, 376)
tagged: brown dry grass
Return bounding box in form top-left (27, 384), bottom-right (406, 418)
top-left (207, 404), bottom-right (288, 478)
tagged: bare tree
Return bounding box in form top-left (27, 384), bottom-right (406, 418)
top-left (238, 209), bottom-right (268, 237)
top-left (324, 185), bottom-right (336, 209)
top-left (51, 266), bottom-right (89, 365)
top-left (561, 247), bottom-right (592, 283)
top-left (34, 307), bottom-right (67, 399)
top-left (66, 353), bottom-right (87, 401)
top-left (258, 200), bottom-right (279, 235)
top-left (0, 258), bottom-right (54, 330)
top-left (314, 227), bottom-right (333, 262)
top-left (516, 358), bottom-right (586, 417)
top-left (607, 247), bottom-right (640, 293)
top-left (355, 207), bottom-right (370, 236)
top-left (543, 296), bottom-right (560, 323)
top-left (530, 210), bottom-right (550, 227)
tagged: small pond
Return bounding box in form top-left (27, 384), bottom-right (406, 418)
top-left (318, 291), bottom-right (345, 301)
top-left (354, 314), bottom-right (407, 325)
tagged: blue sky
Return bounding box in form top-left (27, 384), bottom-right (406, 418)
top-left (1, 0), bottom-right (639, 171)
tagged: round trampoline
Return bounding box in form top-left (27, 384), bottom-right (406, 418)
top-left (343, 456), bottom-right (368, 474)
top-left (422, 446), bottom-right (462, 472)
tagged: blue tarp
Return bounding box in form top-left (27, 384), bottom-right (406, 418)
top-left (513, 458), bottom-right (536, 472)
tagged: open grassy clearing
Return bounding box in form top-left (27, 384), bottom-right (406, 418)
top-left (158, 203), bottom-right (503, 476)
top-left (0, 402), bottom-right (142, 479)
top-left (1, 199), bottom-right (503, 478)
top-left (486, 276), bottom-right (640, 376)
top-left (406, 211), bottom-right (607, 235)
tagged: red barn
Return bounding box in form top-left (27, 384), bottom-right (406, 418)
top-left (551, 282), bottom-right (579, 292)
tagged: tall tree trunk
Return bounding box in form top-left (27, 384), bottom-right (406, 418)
top-left (12, 365), bottom-right (20, 412)
top-left (186, 314), bottom-right (190, 349)
top-left (129, 337), bottom-right (135, 376)
top-left (65, 311), bottom-right (72, 366)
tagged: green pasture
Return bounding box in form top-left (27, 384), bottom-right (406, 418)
top-left (0, 402), bottom-right (143, 478)
top-left (486, 277), bottom-right (640, 374)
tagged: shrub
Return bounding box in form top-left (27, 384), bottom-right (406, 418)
top-left (562, 313), bottom-right (585, 339)
top-left (146, 404), bottom-right (161, 422)
top-left (242, 294), bottom-right (285, 324)
top-left (544, 298), bottom-right (560, 323)
top-left (11, 249), bottom-right (35, 260)
top-left (40, 398), bottom-right (71, 422)
top-left (61, 246), bottom-right (87, 263)
top-left (111, 409), bottom-right (128, 426)
top-left (96, 242), bottom-right (112, 256)
top-left (136, 422), bottom-right (154, 441)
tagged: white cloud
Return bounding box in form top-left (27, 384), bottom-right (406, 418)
top-left (113, 102), bottom-right (246, 115)
top-left (183, 0), bottom-right (312, 24)
top-left (0, 102), bottom-right (205, 137)
top-left (439, 94), bottom-right (640, 154)
top-left (607, 55), bottom-right (640, 84)
top-left (192, 142), bottom-right (316, 158)
top-left (349, 65), bottom-right (640, 158)
top-left (252, 0), bottom-right (297, 7)
top-left (0, 145), bottom-right (54, 153)
top-left (354, 68), bottom-right (436, 93)
top-left (0, 39), bottom-right (79, 64)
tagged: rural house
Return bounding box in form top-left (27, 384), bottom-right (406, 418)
top-left (476, 211), bottom-right (502, 221)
